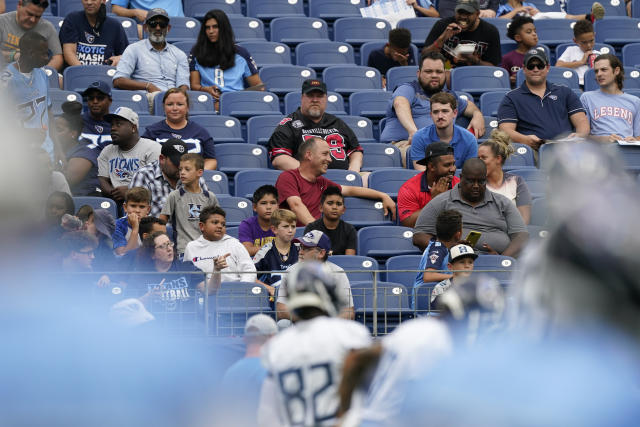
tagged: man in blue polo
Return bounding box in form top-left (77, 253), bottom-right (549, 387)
top-left (497, 47), bottom-right (590, 151)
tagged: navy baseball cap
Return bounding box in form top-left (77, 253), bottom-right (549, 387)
top-left (145, 8), bottom-right (169, 23)
top-left (302, 79), bottom-right (327, 94)
top-left (455, 0), bottom-right (480, 13)
top-left (294, 230), bottom-right (332, 252)
top-left (417, 141), bottom-right (454, 166)
top-left (523, 47), bottom-right (549, 66)
top-left (82, 80), bottom-right (112, 98)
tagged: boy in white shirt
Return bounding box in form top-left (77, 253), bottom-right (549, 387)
top-left (555, 19), bottom-right (600, 86)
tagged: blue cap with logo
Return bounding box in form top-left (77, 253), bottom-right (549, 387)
top-left (82, 80), bottom-right (112, 98)
top-left (294, 230), bottom-right (332, 252)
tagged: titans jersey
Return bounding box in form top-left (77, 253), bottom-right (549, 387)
top-left (82, 112), bottom-right (112, 150)
top-left (142, 119), bottom-right (216, 159)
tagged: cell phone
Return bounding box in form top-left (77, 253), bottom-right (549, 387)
top-left (465, 231), bottom-right (481, 247)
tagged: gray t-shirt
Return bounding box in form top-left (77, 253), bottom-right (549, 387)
top-left (414, 184), bottom-right (527, 254)
top-left (161, 188), bottom-right (219, 254)
top-left (97, 138), bottom-right (160, 187)
top-left (277, 261), bottom-right (354, 308)
top-left (0, 11), bottom-right (62, 59)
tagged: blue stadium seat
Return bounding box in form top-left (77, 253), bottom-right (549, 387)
top-left (73, 197), bottom-right (117, 219)
top-left (472, 254), bottom-right (517, 284)
top-left (328, 255), bottom-right (380, 282)
top-left (333, 17), bottom-right (390, 46)
top-left (111, 16), bottom-right (138, 42)
top-left (137, 115), bottom-right (164, 135)
top-left (42, 15), bottom-right (63, 32)
top-left (634, 0), bottom-right (640, 17)
top-left (295, 41), bottom-right (356, 70)
top-left (309, 0), bottom-right (365, 20)
top-left (538, 142), bottom-right (561, 170)
top-left (215, 144), bottom-right (269, 173)
top-left (49, 89), bottom-right (82, 115)
top-left (351, 281), bottom-right (414, 333)
top-left (625, 89), bottom-right (640, 98)
top-left (397, 17), bottom-right (439, 47)
top-left (340, 115), bottom-right (376, 143)
top-left (349, 90), bottom-right (392, 118)
top-left (500, 40), bottom-right (518, 58)
top-left (527, 224), bottom-right (550, 241)
top-left (567, 0), bottom-right (627, 16)
top-left (225, 226), bottom-right (240, 239)
top-left (385, 255), bottom-right (423, 288)
top-left (172, 40), bottom-right (194, 55)
top-left (534, 19), bottom-right (577, 47)
top-left (386, 65), bottom-right (418, 91)
top-left (413, 281), bottom-right (438, 313)
top-left (555, 42), bottom-right (615, 61)
top-left (57, 0), bottom-right (84, 16)
top-left (184, 0), bottom-right (243, 19)
top-left (516, 66), bottom-right (579, 90)
top-left (229, 16), bottom-right (266, 42)
top-left (234, 169), bottom-right (282, 199)
top-left (270, 17), bottom-right (330, 45)
top-left (202, 170), bottom-right (230, 195)
top-left (503, 143), bottom-right (536, 170)
top-left (623, 43), bottom-right (640, 69)
top-left (219, 91), bottom-right (281, 118)
top-left (616, 144), bottom-right (640, 168)
top-left (216, 197), bottom-right (254, 227)
top-left (357, 226), bottom-right (421, 258)
top-left (284, 91), bottom-right (346, 115)
top-left (342, 197), bottom-right (394, 227)
top-left (110, 90), bottom-right (149, 115)
top-left (595, 17), bottom-right (640, 47)
top-left (323, 65), bottom-right (383, 94)
top-left (510, 168), bottom-right (547, 199)
top-left (584, 68), bottom-right (640, 91)
top-left (246, 115), bottom-right (285, 145)
top-left (143, 18), bottom-right (200, 43)
top-left (63, 65), bottom-right (116, 93)
top-left (247, 0), bottom-right (305, 20)
top-left (211, 282), bottom-right (272, 335)
top-left (324, 169), bottom-right (363, 187)
top-left (481, 116), bottom-right (499, 140)
top-left (528, 0), bottom-right (563, 12)
top-left (360, 143), bottom-right (402, 169)
top-left (259, 65), bottom-right (317, 95)
top-left (43, 66), bottom-right (59, 89)
top-left (530, 197), bottom-right (548, 227)
top-left (483, 17), bottom-right (510, 41)
top-left (153, 91), bottom-right (215, 116)
top-left (450, 66), bottom-right (510, 95)
top-left (479, 90), bottom-right (509, 117)
top-left (360, 41), bottom-right (419, 67)
top-left (238, 41), bottom-right (292, 67)
top-left (190, 115), bottom-right (244, 144)
top-left (369, 168), bottom-right (420, 199)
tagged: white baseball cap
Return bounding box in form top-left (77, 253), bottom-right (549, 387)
top-left (104, 106), bottom-right (139, 127)
top-left (450, 244), bottom-right (478, 262)
top-left (244, 314), bottom-right (278, 336)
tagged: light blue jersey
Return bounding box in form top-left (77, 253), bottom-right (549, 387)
top-left (580, 89), bottom-right (640, 139)
top-left (188, 46), bottom-right (258, 93)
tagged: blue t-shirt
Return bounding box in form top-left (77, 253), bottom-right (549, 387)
top-left (253, 241), bottom-right (299, 286)
top-left (66, 138), bottom-right (100, 196)
top-left (59, 11), bottom-right (129, 65)
top-left (219, 357), bottom-right (268, 426)
top-left (580, 90), bottom-right (640, 138)
top-left (82, 111), bottom-right (112, 150)
top-left (381, 81), bottom-right (469, 142)
top-left (188, 45), bottom-right (259, 93)
top-left (113, 216), bottom-right (142, 251)
top-left (410, 124), bottom-right (478, 169)
top-left (413, 238), bottom-right (450, 288)
top-left (142, 119), bottom-right (216, 159)
top-left (110, 0), bottom-right (184, 17)
top-left (496, 1), bottom-right (536, 16)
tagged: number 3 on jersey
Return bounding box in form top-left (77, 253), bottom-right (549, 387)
top-left (303, 134), bottom-right (346, 161)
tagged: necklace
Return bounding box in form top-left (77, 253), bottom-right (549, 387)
top-left (277, 249), bottom-right (289, 262)
top-left (16, 61), bottom-right (35, 87)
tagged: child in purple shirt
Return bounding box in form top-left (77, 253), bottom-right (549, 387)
top-left (500, 16), bottom-right (538, 87)
top-left (238, 185), bottom-right (278, 257)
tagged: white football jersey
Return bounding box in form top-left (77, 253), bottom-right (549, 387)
top-left (258, 316), bottom-right (371, 427)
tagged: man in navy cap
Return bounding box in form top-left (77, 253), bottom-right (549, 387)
top-left (81, 80), bottom-right (113, 150)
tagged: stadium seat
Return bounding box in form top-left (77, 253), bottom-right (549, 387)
top-left (616, 144), bottom-right (640, 168)
top-left (309, 0), bottom-right (364, 20)
top-left (503, 143), bottom-right (536, 170)
top-left (634, 0), bottom-right (640, 18)
top-left (111, 16), bottom-right (138, 42)
top-left (535, 19), bottom-right (577, 47)
top-left (328, 255), bottom-right (380, 282)
top-left (349, 90), bottom-right (392, 118)
top-left (215, 144), bottom-right (269, 174)
top-left (342, 197), bottom-right (394, 227)
top-left (530, 197), bottom-right (548, 227)
top-left (567, 0), bottom-right (626, 17)
top-left (555, 42), bottom-right (615, 61)
top-left (324, 169), bottom-right (363, 187)
top-left (369, 168), bottom-right (420, 199)
top-left (527, 224), bottom-right (550, 241)
top-left (225, 226), bottom-right (239, 239)
top-left (259, 65), bottom-right (317, 95)
top-left (479, 90), bottom-right (509, 117)
top-left (450, 66), bottom-right (510, 95)
top-left (510, 168), bottom-right (547, 199)
top-left (595, 17), bottom-right (640, 47)
top-left (219, 91), bottom-right (281, 118)
top-left (246, 0), bottom-right (305, 20)
top-left (229, 16), bottom-right (266, 42)
top-left (142, 17), bottom-right (200, 43)
top-left (42, 15), bottom-right (63, 31)
top-left (216, 197), bottom-right (254, 227)
top-left (190, 115), bottom-right (244, 144)
top-left (270, 17), bottom-right (330, 45)
top-left (351, 281), bottom-right (414, 333)
top-left (386, 65), bottom-right (419, 91)
top-left (481, 116), bottom-right (499, 139)
top-left (184, 0), bottom-right (243, 19)
top-left (72, 197), bottom-right (117, 219)
top-left (397, 17), bottom-right (439, 47)
top-left (323, 65), bottom-right (383, 94)
top-left (413, 281), bottom-right (438, 313)
top-left (385, 255), bottom-right (423, 288)
top-left (49, 89), bottom-right (82, 115)
top-left (538, 142), bottom-right (560, 170)
top-left (110, 90), bottom-right (149, 115)
top-left (333, 17), bottom-right (390, 46)
top-left (516, 66), bottom-right (579, 90)
top-left (137, 115), bottom-right (164, 134)
top-left (295, 41), bottom-right (356, 70)
top-left (246, 115), bottom-right (285, 145)
top-left (234, 169), bottom-right (282, 199)
top-left (202, 170), bottom-right (230, 195)
top-left (57, 0), bottom-right (84, 16)
top-left (584, 68), bottom-right (640, 92)
top-left (152, 91), bottom-right (215, 116)
top-left (211, 282), bottom-right (272, 336)
top-left (340, 116), bottom-right (376, 143)
top-left (360, 143), bottom-right (402, 169)
top-left (62, 65), bottom-right (116, 93)
top-left (43, 66), bottom-right (59, 89)
top-left (284, 91), bottom-right (346, 115)
top-left (623, 43), bottom-right (640, 69)
top-left (238, 41), bottom-right (292, 67)
top-left (625, 89), bottom-right (640, 98)
top-left (172, 40), bottom-right (194, 56)
top-left (472, 254), bottom-right (517, 284)
top-left (357, 226), bottom-right (421, 258)
top-left (527, 0), bottom-right (563, 12)
top-left (360, 41), bottom-right (420, 67)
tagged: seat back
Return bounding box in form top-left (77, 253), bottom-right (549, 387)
top-left (516, 66), bottom-right (579, 89)
top-left (233, 169), bottom-right (282, 199)
top-left (386, 65), bottom-right (419, 91)
top-left (360, 143), bottom-right (402, 170)
top-left (215, 144), bottom-right (269, 173)
top-left (229, 16), bottom-right (266, 42)
top-left (450, 66), bottom-right (510, 95)
top-left (184, 0), bottom-right (243, 18)
top-left (238, 41), bottom-right (291, 67)
top-left (323, 65), bottom-right (382, 94)
top-left (324, 169), bottom-right (363, 187)
top-left (309, 0), bottom-right (365, 19)
top-left (535, 19), bottom-right (577, 47)
top-left (219, 91), bottom-right (281, 118)
top-left (472, 254), bottom-right (517, 283)
top-left (111, 90), bottom-right (150, 115)
top-left (63, 65), bottom-right (116, 92)
top-left (333, 17), bottom-right (390, 45)
top-left (72, 196), bottom-right (118, 218)
top-left (349, 90), bottom-right (393, 118)
top-left (397, 17), bottom-right (439, 46)
top-left (369, 169), bottom-right (420, 199)
top-left (270, 17), bottom-right (329, 44)
top-left (328, 255), bottom-right (380, 282)
top-left (342, 197), bottom-right (394, 227)
top-left (202, 170), bottom-right (230, 195)
top-left (259, 65), bottom-right (317, 94)
top-left (295, 41), bottom-right (356, 70)
top-left (190, 115), bottom-right (244, 144)
top-left (246, 0), bottom-right (305, 19)
top-left (386, 255), bottom-right (423, 288)
top-left (357, 226), bottom-right (421, 258)
top-left (216, 197), bottom-right (254, 226)
top-left (246, 115), bottom-right (285, 145)
top-left (340, 115), bottom-right (375, 142)
top-left (49, 90), bottom-right (82, 115)
top-left (503, 143), bottom-right (536, 170)
top-left (479, 90), bottom-right (509, 117)
top-left (623, 43), bottom-right (640, 68)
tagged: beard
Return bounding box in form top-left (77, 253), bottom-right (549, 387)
top-left (149, 32), bottom-right (167, 44)
top-left (421, 80), bottom-right (445, 96)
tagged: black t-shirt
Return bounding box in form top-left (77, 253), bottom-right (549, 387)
top-left (367, 47), bottom-right (417, 78)
top-left (424, 17), bottom-right (501, 67)
top-left (304, 219), bottom-right (357, 255)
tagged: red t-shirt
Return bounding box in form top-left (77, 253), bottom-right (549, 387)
top-left (276, 169), bottom-right (342, 226)
top-left (397, 172), bottom-right (460, 222)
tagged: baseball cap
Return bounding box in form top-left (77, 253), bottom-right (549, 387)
top-left (244, 314), bottom-right (278, 337)
top-left (104, 106), bottom-right (139, 127)
top-left (145, 8), bottom-right (169, 23)
top-left (302, 79), bottom-right (327, 95)
top-left (93, 209), bottom-right (115, 239)
top-left (416, 141), bottom-right (454, 166)
top-left (523, 47), bottom-right (549, 66)
top-left (449, 244), bottom-right (478, 262)
top-left (161, 138), bottom-right (188, 167)
top-left (293, 230), bottom-right (332, 252)
top-left (455, 0), bottom-right (480, 13)
top-left (82, 80), bottom-right (112, 98)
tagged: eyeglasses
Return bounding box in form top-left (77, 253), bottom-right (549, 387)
top-left (155, 241), bottom-right (174, 250)
top-left (526, 62), bottom-right (546, 70)
top-left (147, 20), bottom-right (168, 29)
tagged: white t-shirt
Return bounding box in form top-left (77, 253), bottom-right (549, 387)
top-left (97, 138), bottom-right (160, 187)
top-left (184, 234), bottom-right (257, 283)
top-left (557, 45), bottom-right (600, 85)
top-left (276, 261), bottom-right (354, 308)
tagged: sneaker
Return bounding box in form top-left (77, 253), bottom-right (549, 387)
top-left (590, 2), bottom-right (605, 20)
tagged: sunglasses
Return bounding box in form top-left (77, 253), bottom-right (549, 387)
top-left (526, 62), bottom-right (546, 70)
top-left (147, 20), bottom-right (168, 29)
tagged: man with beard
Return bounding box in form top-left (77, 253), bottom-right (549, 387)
top-left (80, 81), bottom-right (113, 150)
top-left (97, 107), bottom-right (160, 204)
top-left (413, 158), bottom-right (528, 256)
top-left (269, 79), bottom-right (363, 172)
top-left (380, 51), bottom-right (484, 164)
top-left (129, 139), bottom-right (209, 217)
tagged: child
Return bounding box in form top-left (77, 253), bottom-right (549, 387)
top-left (304, 186), bottom-right (357, 256)
top-left (367, 28), bottom-right (416, 88)
top-left (497, 0), bottom-right (604, 21)
top-left (159, 153), bottom-right (218, 256)
top-left (253, 209), bottom-right (299, 287)
top-left (555, 19), bottom-right (600, 86)
top-left (413, 209), bottom-right (463, 288)
top-left (430, 243), bottom-right (477, 304)
top-left (501, 16), bottom-right (538, 87)
top-left (113, 186), bottom-right (151, 256)
top-left (184, 206), bottom-right (257, 284)
top-left (239, 185), bottom-right (278, 257)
